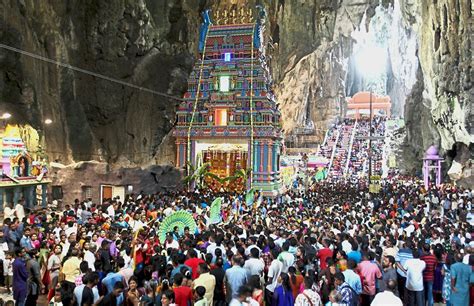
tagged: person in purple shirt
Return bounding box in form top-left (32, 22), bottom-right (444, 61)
top-left (13, 248), bottom-right (28, 306)
top-left (107, 232), bottom-right (119, 258)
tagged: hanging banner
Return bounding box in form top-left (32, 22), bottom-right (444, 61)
top-left (389, 155), bottom-right (397, 168)
top-left (369, 175), bottom-right (381, 193)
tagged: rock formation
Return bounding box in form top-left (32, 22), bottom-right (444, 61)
top-left (0, 0), bottom-right (200, 165)
top-left (49, 161), bottom-right (181, 204)
top-left (400, 0), bottom-right (473, 183)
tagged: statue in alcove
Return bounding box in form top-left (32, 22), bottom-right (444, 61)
top-left (31, 161), bottom-right (41, 176)
top-left (17, 155), bottom-right (30, 177)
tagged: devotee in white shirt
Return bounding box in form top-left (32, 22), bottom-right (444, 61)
top-left (15, 202), bottom-right (25, 220)
top-left (206, 237), bottom-right (226, 261)
top-left (53, 225), bottom-right (62, 240)
top-left (163, 206), bottom-right (174, 216)
top-left (0, 242), bottom-right (7, 262)
top-left (164, 234), bottom-right (180, 250)
top-left (244, 248), bottom-right (265, 277)
top-left (341, 238), bottom-right (352, 254)
top-left (106, 203), bottom-right (115, 218)
top-left (84, 243), bottom-right (96, 271)
top-left (371, 279), bottom-right (402, 306)
top-left (65, 222), bottom-right (78, 238)
top-left (402, 249), bottom-right (425, 304)
top-left (4, 203), bottom-right (15, 220)
top-left (466, 209), bottom-right (474, 226)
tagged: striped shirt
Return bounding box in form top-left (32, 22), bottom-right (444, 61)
top-left (420, 253), bottom-right (437, 281)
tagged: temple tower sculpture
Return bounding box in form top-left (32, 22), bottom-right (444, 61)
top-left (173, 7), bottom-right (282, 195)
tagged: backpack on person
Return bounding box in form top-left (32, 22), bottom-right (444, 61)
top-left (339, 283), bottom-right (359, 306)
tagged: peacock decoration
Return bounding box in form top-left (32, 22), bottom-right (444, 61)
top-left (245, 187), bottom-right (255, 205)
top-left (209, 197), bottom-right (223, 224)
top-left (158, 210), bottom-right (197, 242)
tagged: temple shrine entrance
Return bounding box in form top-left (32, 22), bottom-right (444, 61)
top-left (200, 144), bottom-right (248, 192)
top-left (346, 91), bottom-right (391, 119)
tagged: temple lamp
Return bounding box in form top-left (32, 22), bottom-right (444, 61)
top-left (354, 44), bottom-right (386, 187)
top-left (1, 112), bottom-right (11, 129)
top-left (39, 118), bottom-right (53, 158)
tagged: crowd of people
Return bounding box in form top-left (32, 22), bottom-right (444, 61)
top-left (347, 117), bottom-right (386, 178)
top-left (328, 122), bottom-right (353, 177)
top-left (318, 116), bottom-right (386, 180)
top-left (2, 177), bottom-right (474, 306)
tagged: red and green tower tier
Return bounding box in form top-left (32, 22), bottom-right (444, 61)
top-left (173, 8), bottom-right (282, 196)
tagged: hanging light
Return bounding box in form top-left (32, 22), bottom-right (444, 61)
top-left (44, 118), bottom-right (53, 125)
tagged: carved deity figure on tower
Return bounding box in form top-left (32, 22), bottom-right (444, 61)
top-left (222, 9), bottom-right (229, 24)
top-left (247, 8), bottom-right (254, 23)
top-left (213, 1), bottom-right (255, 24)
top-left (215, 10), bottom-right (221, 25)
top-left (230, 8), bottom-right (237, 24)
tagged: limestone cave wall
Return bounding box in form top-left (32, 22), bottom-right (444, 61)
top-left (0, 0), bottom-right (201, 166)
top-left (401, 0), bottom-right (473, 181)
top-left (0, 0), bottom-right (381, 167)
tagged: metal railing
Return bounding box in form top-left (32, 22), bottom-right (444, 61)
top-left (344, 122), bottom-right (358, 175)
top-left (294, 126), bottom-right (315, 135)
top-left (327, 129), bottom-right (340, 173)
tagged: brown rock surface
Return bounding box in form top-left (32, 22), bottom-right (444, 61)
top-left (49, 161), bottom-right (181, 204)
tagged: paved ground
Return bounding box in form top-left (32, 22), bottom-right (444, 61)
top-left (0, 289), bottom-right (449, 306)
top-left (0, 288), bottom-right (13, 303)
top-left (0, 288), bottom-right (49, 304)
top-left (38, 295), bottom-right (48, 304)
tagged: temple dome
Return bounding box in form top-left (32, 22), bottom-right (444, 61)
top-left (426, 145), bottom-right (438, 155)
top-left (424, 145), bottom-right (443, 159)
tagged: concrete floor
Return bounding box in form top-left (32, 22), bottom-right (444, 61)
top-left (0, 288), bottom-right (13, 304)
top-left (0, 288), bottom-right (49, 304)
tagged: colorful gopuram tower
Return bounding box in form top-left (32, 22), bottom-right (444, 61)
top-left (0, 125), bottom-right (27, 177)
top-left (0, 124), bottom-right (50, 209)
top-left (173, 7), bottom-right (282, 195)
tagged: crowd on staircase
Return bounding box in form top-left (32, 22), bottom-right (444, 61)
top-left (317, 116), bottom-right (387, 179)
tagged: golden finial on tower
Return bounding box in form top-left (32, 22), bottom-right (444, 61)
top-left (247, 8), bottom-right (254, 23)
top-left (230, 8), bottom-right (237, 24)
top-left (215, 9), bottom-right (221, 25)
top-left (239, 7), bottom-right (247, 23)
top-left (222, 9), bottom-right (229, 25)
